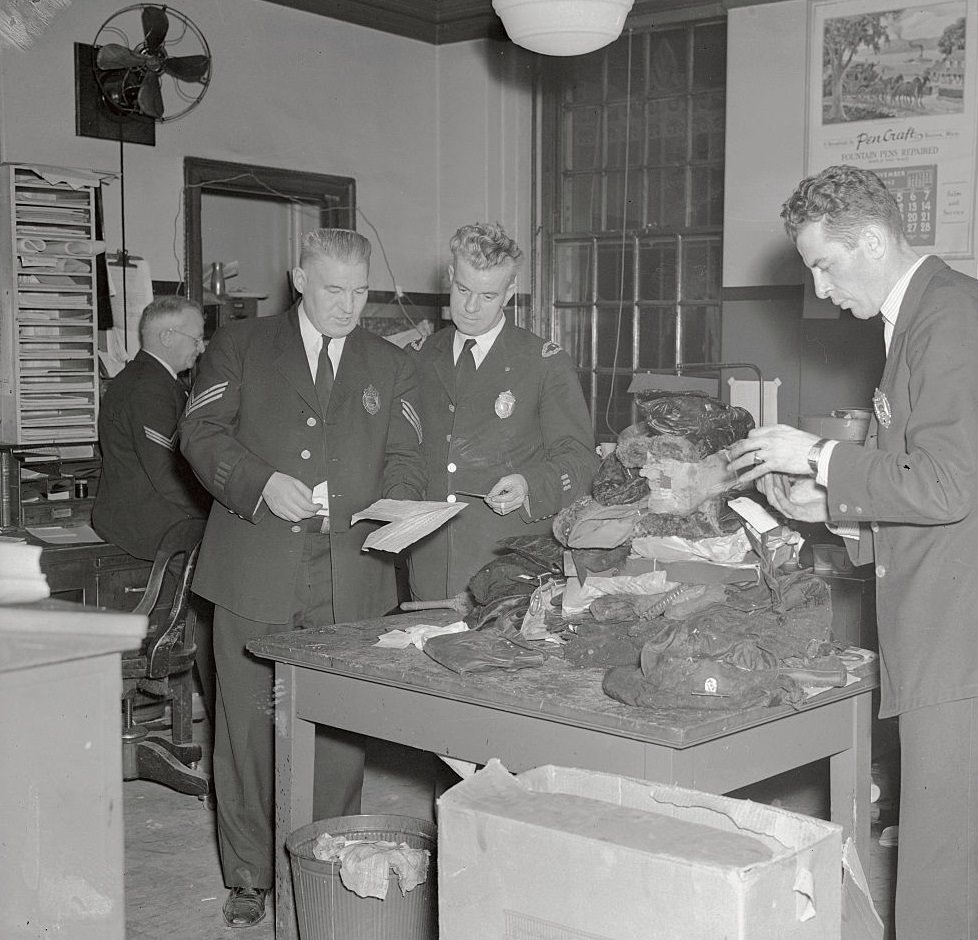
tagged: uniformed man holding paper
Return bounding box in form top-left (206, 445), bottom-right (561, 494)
top-left (408, 222), bottom-right (598, 601)
top-left (180, 228), bottom-right (425, 928)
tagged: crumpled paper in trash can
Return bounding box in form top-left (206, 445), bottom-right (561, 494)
top-left (313, 833), bottom-right (430, 899)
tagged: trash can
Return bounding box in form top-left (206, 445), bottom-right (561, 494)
top-left (286, 814), bottom-right (437, 940)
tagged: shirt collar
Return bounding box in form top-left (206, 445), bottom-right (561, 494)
top-left (298, 303), bottom-right (347, 361)
top-left (880, 254), bottom-right (929, 351)
top-left (144, 349), bottom-right (179, 381)
top-left (454, 315), bottom-right (506, 364)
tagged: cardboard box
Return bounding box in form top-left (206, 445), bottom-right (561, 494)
top-left (438, 760), bottom-right (842, 940)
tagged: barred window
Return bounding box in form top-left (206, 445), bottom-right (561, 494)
top-left (540, 18), bottom-right (726, 441)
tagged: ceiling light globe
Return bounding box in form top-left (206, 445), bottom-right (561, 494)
top-left (492, 0), bottom-right (635, 56)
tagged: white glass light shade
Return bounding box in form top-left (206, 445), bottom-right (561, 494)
top-left (492, 0), bottom-right (635, 56)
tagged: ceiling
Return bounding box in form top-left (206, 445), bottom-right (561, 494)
top-left (258, 0), bottom-right (764, 46)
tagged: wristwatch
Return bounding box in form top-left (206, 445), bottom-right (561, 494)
top-left (807, 438), bottom-right (830, 475)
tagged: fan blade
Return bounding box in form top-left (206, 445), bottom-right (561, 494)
top-left (137, 71), bottom-right (164, 120)
top-left (97, 43), bottom-right (146, 70)
top-left (142, 5), bottom-right (169, 54)
top-left (163, 55), bottom-right (210, 83)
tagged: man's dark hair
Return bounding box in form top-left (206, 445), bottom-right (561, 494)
top-left (780, 165), bottom-right (906, 248)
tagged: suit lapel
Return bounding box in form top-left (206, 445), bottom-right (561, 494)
top-left (432, 329), bottom-right (457, 401)
top-left (878, 255), bottom-right (945, 390)
top-left (273, 308), bottom-right (320, 415)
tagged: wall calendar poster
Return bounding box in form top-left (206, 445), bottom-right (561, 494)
top-left (807, 0), bottom-right (977, 258)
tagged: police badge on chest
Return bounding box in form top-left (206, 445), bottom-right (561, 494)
top-left (494, 389), bottom-right (516, 419)
top-left (362, 385), bottom-right (381, 415)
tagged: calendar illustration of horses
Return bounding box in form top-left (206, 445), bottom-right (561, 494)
top-left (820, 2), bottom-right (966, 125)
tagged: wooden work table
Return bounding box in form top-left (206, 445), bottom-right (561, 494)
top-left (1, 599), bottom-right (147, 940)
top-left (250, 610), bottom-right (879, 940)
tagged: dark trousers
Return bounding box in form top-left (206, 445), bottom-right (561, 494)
top-left (896, 696), bottom-right (978, 939)
top-left (212, 532), bottom-right (364, 889)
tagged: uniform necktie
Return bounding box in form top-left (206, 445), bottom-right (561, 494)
top-left (455, 337), bottom-right (476, 394)
top-left (316, 335), bottom-right (334, 413)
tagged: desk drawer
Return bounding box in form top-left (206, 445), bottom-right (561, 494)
top-left (95, 557), bottom-right (153, 611)
top-left (22, 498), bottom-right (94, 527)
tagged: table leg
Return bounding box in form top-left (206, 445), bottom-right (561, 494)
top-left (275, 663), bottom-right (315, 940)
top-left (829, 689), bottom-right (872, 877)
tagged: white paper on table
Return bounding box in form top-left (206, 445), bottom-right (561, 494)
top-left (375, 620), bottom-right (468, 649)
top-left (25, 524), bottom-right (104, 545)
top-left (352, 499), bottom-right (467, 553)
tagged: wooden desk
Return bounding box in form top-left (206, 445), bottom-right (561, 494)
top-left (33, 538), bottom-right (153, 610)
top-left (250, 611), bottom-right (878, 940)
top-left (0, 599), bottom-right (147, 940)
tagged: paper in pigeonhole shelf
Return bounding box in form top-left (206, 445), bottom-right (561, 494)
top-left (351, 499), bottom-right (467, 552)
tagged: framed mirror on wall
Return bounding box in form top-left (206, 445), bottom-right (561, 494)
top-left (183, 157), bottom-right (355, 333)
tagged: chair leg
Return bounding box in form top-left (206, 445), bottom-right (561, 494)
top-left (121, 696), bottom-right (149, 781)
top-left (170, 671), bottom-right (195, 746)
top-left (143, 734), bottom-right (203, 767)
top-left (135, 740), bottom-right (210, 796)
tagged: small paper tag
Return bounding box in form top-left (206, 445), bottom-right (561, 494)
top-left (727, 495), bottom-right (780, 534)
top-left (312, 480), bottom-right (329, 517)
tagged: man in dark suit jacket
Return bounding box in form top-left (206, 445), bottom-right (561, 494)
top-left (93, 295), bottom-right (211, 560)
top-left (407, 222), bottom-right (598, 601)
top-left (728, 165), bottom-right (978, 939)
top-left (180, 229), bottom-right (426, 928)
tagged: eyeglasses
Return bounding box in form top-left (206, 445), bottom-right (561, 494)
top-left (167, 328), bottom-right (205, 349)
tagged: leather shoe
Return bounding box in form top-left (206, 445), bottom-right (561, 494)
top-left (223, 887), bottom-right (267, 928)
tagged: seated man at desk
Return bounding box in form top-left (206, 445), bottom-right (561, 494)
top-left (93, 295), bottom-right (212, 561)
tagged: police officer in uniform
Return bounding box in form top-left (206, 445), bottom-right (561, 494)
top-left (180, 228), bottom-right (425, 928)
top-left (93, 295), bottom-right (211, 560)
top-left (408, 222), bottom-right (598, 601)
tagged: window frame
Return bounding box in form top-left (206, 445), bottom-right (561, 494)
top-left (537, 14), bottom-right (727, 442)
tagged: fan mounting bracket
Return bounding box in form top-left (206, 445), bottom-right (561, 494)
top-left (74, 42), bottom-right (156, 146)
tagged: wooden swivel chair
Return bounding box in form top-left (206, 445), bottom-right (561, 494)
top-left (121, 517), bottom-right (209, 796)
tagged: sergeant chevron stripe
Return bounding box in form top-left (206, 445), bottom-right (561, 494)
top-left (401, 398), bottom-right (422, 444)
top-left (144, 426), bottom-right (177, 451)
top-left (185, 381), bottom-right (229, 416)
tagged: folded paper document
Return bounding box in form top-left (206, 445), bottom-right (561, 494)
top-left (351, 499), bottom-right (466, 552)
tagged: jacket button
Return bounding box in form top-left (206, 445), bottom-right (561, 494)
top-left (839, 503), bottom-right (848, 513)
top-left (291, 524), bottom-right (302, 534)
top-left (854, 506), bottom-right (863, 514)
top-left (448, 404), bottom-right (456, 413)
top-left (307, 416), bottom-right (317, 427)
top-left (875, 564), bottom-right (886, 578)
top-left (300, 449), bottom-right (311, 460)
top-left (870, 522), bottom-right (879, 533)
top-left (446, 434), bottom-right (452, 442)
top-left (447, 462), bottom-right (457, 473)
top-left (446, 494), bottom-right (457, 503)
